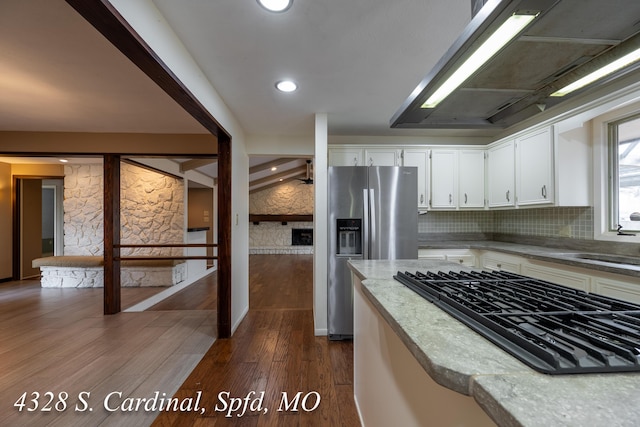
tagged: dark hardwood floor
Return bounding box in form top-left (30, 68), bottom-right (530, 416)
top-left (152, 254), bottom-right (359, 426)
top-left (149, 271), bottom-right (218, 311)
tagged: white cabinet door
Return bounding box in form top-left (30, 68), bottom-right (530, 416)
top-left (592, 277), bottom-right (640, 304)
top-left (418, 249), bottom-right (477, 267)
top-left (516, 127), bottom-right (554, 206)
top-left (328, 148), bottom-right (362, 166)
top-left (458, 150), bottom-right (485, 208)
top-left (487, 140), bottom-right (515, 207)
top-left (403, 149), bottom-right (429, 210)
top-left (430, 150), bottom-right (457, 208)
top-left (364, 148), bottom-right (399, 166)
top-left (521, 262), bottom-right (590, 291)
top-left (480, 251), bottom-right (521, 273)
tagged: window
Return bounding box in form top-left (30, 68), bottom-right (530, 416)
top-left (609, 114), bottom-right (640, 232)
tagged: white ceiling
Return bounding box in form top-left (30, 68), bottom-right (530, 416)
top-left (0, 0), bottom-right (483, 139)
top-left (152, 0), bottom-right (475, 137)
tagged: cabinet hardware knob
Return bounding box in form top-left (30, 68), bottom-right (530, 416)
top-left (449, 193), bottom-right (453, 204)
top-left (464, 193), bottom-right (468, 204)
top-left (542, 185), bottom-right (547, 198)
top-left (420, 194), bottom-right (424, 204)
top-left (506, 190), bottom-right (510, 202)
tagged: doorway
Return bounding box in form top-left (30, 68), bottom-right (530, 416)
top-left (14, 177), bottom-right (64, 280)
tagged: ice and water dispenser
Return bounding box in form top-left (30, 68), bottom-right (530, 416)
top-left (336, 218), bottom-right (362, 255)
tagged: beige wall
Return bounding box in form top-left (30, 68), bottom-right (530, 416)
top-left (188, 187), bottom-right (215, 260)
top-left (0, 162), bottom-right (11, 279)
top-left (11, 163), bottom-right (65, 177)
top-left (0, 132), bottom-right (216, 155)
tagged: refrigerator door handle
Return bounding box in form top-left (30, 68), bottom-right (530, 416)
top-left (369, 188), bottom-right (376, 257)
top-left (363, 188), bottom-right (369, 259)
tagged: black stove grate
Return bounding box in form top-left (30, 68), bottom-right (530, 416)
top-left (394, 269), bottom-right (640, 374)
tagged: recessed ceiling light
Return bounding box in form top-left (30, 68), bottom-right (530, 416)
top-left (271, 166), bottom-right (278, 171)
top-left (257, 0), bottom-right (293, 13)
top-left (59, 159), bottom-right (69, 163)
top-left (276, 80), bottom-right (297, 93)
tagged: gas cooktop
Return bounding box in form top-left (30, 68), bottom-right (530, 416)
top-left (394, 269), bottom-right (640, 375)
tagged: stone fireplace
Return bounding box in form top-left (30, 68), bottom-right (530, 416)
top-left (249, 180), bottom-right (314, 254)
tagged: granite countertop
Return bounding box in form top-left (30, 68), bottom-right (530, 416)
top-left (349, 259), bottom-right (640, 427)
top-left (420, 240), bottom-right (640, 278)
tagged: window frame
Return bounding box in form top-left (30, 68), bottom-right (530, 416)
top-left (593, 99), bottom-right (640, 243)
top-left (607, 113), bottom-right (640, 233)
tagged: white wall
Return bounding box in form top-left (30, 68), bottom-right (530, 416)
top-left (109, 0), bottom-right (250, 333)
top-left (314, 114), bottom-right (328, 335)
top-left (246, 135), bottom-right (314, 156)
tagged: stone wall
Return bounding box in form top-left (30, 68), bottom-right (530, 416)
top-left (64, 162), bottom-right (185, 257)
top-left (120, 163), bottom-right (184, 257)
top-left (64, 164), bottom-right (104, 255)
top-left (39, 263), bottom-right (186, 288)
top-left (249, 181), bottom-right (314, 253)
top-left (249, 181), bottom-right (313, 214)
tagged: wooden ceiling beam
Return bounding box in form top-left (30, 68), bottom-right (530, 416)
top-left (249, 173), bottom-right (306, 194)
top-left (249, 165), bottom-right (306, 187)
top-left (249, 158), bottom-right (301, 175)
top-left (179, 158), bottom-right (217, 172)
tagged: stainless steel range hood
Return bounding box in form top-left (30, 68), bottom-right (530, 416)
top-left (391, 0), bottom-right (640, 130)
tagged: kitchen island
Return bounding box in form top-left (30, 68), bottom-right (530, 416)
top-left (349, 259), bottom-right (640, 427)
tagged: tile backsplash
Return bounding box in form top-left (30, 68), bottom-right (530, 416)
top-left (418, 207), bottom-right (594, 239)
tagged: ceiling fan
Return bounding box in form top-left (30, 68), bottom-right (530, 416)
top-left (297, 159), bottom-right (314, 185)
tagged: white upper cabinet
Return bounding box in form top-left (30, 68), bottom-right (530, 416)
top-left (403, 149), bottom-right (429, 210)
top-left (328, 147), bottom-right (363, 166)
top-left (430, 149), bottom-right (457, 208)
top-left (458, 150), bottom-right (485, 208)
top-left (364, 148), bottom-right (400, 166)
top-left (516, 127), bottom-right (554, 206)
top-left (487, 140), bottom-right (515, 207)
top-left (328, 123), bottom-right (585, 211)
top-left (431, 149), bottom-right (485, 210)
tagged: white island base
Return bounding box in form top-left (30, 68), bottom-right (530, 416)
top-left (354, 275), bottom-right (495, 427)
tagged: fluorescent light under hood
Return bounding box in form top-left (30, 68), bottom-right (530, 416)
top-left (550, 47), bottom-right (640, 97)
top-left (421, 13), bottom-right (537, 109)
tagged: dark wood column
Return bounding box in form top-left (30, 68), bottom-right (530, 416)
top-left (104, 154), bottom-right (121, 314)
top-left (217, 133), bottom-right (232, 338)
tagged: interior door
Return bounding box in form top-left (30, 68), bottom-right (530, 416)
top-left (20, 179), bottom-right (42, 279)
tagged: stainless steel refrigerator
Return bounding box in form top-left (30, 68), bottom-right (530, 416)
top-left (328, 166), bottom-right (418, 339)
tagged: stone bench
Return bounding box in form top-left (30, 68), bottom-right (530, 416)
top-left (32, 256), bottom-right (186, 288)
